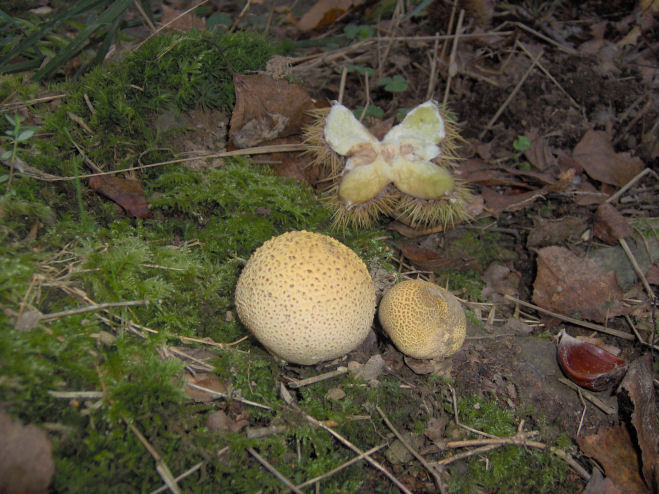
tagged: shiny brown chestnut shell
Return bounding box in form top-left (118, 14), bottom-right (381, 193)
top-left (557, 330), bottom-right (627, 391)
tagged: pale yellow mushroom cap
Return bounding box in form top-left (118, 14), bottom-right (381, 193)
top-left (235, 231), bottom-right (376, 365)
top-left (378, 280), bottom-right (466, 359)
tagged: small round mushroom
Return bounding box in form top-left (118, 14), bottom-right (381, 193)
top-left (378, 279), bottom-right (466, 359)
top-left (235, 231), bottom-right (376, 365)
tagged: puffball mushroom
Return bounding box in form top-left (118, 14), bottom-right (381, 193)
top-left (235, 231), bottom-right (376, 365)
top-left (378, 280), bottom-right (466, 359)
top-left (303, 100), bottom-right (472, 228)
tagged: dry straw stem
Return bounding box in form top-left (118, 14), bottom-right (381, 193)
top-left (515, 40), bottom-right (583, 112)
top-left (126, 418), bottom-right (181, 494)
top-left (247, 447), bottom-right (304, 494)
top-left (284, 367), bottom-right (349, 389)
top-left (376, 405), bottom-right (446, 493)
top-left (442, 8), bottom-right (465, 106)
top-left (503, 295), bottom-right (636, 341)
top-left (296, 443), bottom-right (388, 489)
top-left (150, 462), bottom-right (203, 494)
top-left (279, 383), bottom-right (413, 494)
top-left (1, 143), bottom-right (307, 182)
top-left (558, 376), bottom-right (624, 416)
top-left (186, 382), bottom-right (271, 410)
top-left (446, 386), bottom-right (590, 481)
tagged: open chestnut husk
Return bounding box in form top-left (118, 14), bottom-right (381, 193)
top-left (557, 329), bottom-right (627, 391)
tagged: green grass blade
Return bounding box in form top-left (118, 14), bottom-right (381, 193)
top-left (0, 0), bottom-right (108, 72)
top-left (32, 0), bottom-right (134, 81)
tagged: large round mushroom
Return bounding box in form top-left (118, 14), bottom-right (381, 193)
top-left (235, 231), bottom-right (376, 365)
top-left (378, 279), bottom-right (466, 359)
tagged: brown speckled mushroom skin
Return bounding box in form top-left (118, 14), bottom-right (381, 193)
top-left (235, 231), bottom-right (376, 365)
top-left (378, 279), bottom-right (466, 359)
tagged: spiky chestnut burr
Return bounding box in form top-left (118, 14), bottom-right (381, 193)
top-left (303, 101), bottom-right (471, 229)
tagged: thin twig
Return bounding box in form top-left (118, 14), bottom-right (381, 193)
top-left (133, 0), bottom-right (156, 32)
top-left (448, 384), bottom-right (497, 439)
top-left (126, 419), bottom-right (181, 494)
top-left (619, 237), bottom-right (655, 300)
top-left (338, 66), bottom-right (348, 104)
top-left (606, 168), bottom-right (657, 204)
top-left (247, 447), bottom-right (303, 494)
top-left (504, 295), bottom-right (635, 340)
top-left (295, 443), bottom-right (387, 489)
top-left (376, 405), bottom-right (445, 493)
top-left (40, 300), bottom-right (150, 321)
top-left (359, 71), bottom-right (371, 121)
top-left (281, 383), bottom-right (411, 494)
top-left (514, 22), bottom-right (578, 55)
top-left (230, 0), bottom-right (252, 32)
top-left (514, 40), bottom-right (582, 112)
top-left (2, 143), bottom-right (307, 182)
top-left (443, 9), bottom-right (465, 106)
top-left (150, 462), bottom-right (203, 494)
top-left (187, 383), bottom-right (271, 410)
top-left (445, 387), bottom-right (590, 480)
top-left (48, 390), bottom-right (104, 399)
top-left (557, 378), bottom-right (616, 415)
top-left (479, 48), bottom-right (543, 139)
top-left (425, 33), bottom-right (441, 100)
top-left (284, 368), bottom-right (348, 389)
top-left (305, 413), bottom-right (413, 494)
top-left (435, 443), bottom-right (502, 465)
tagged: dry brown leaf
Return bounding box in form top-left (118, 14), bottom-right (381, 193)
top-left (573, 180), bottom-right (608, 206)
top-left (424, 416), bottom-right (447, 444)
top-left (205, 410), bottom-right (247, 433)
top-left (582, 467), bottom-right (625, 494)
top-left (527, 216), bottom-right (586, 248)
top-left (523, 129), bottom-right (556, 170)
top-left (297, 0), bottom-right (360, 31)
top-left (387, 221), bottom-right (446, 238)
top-left (460, 158), bottom-right (530, 186)
top-left (573, 130), bottom-right (645, 187)
top-left (617, 354), bottom-right (659, 492)
top-left (0, 411), bottom-right (55, 494)
top-left (578, 424), bottom-right (650, 494)
top-left (481, 263), bottom-right (520, 303)
top-left (400, 245), bottom-right (454, 272)
top-left (532, 246), bottom-right (626, 323)
top-left (358, 353), bottom-right (386, 381)
top-left (229, 74), bottom-right (313, 149)
top-left (645, 263), bottom-right (659, 285)
top-left (185, 373), bottom-right (227, 403)
top-left (593, 203), bottom-right (634, 244)
top-left (481, 185), bottom-right (547, 213)
top-left (88, 175), bottom-right (150, 218)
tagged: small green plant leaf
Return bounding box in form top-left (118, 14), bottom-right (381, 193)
top-left (16, 129), bottom-right (35, 142)
top-left (513, 135), bottom-right (532, 152)
top-left (207, 12), bottom-right (231, 31)
top-left (377, 75), bottom-right (408, 93)
top-left (346, 65), bottom-right (374, 76)
top-left (396, 108), bottom-right (410, 122)
top-left (353, 105), bottom-right (383, 119)
top-left (1, 150), bottom-right (11, 160)
top-left (343, 24), bottom-right (374, 40)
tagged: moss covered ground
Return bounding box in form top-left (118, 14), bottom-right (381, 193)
top-left (0, 28), bottom-right (577, 493)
